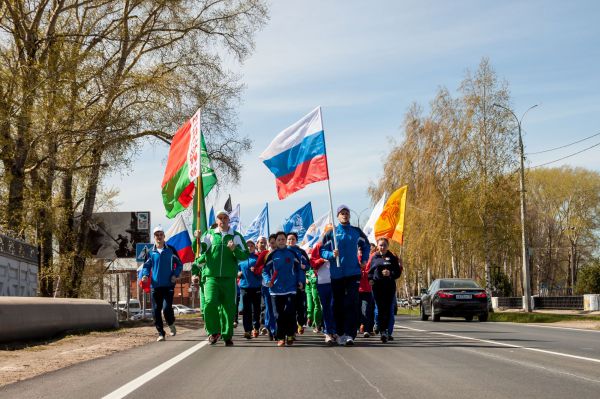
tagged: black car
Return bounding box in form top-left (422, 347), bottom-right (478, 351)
top-left (420, 278), bottom-right (488, 322)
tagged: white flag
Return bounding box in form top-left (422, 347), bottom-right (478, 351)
top-left (300, 212), bottom-right (332, 251)
top-left (229, 204), bottom-right (241, 232)
top-left (363, 193), bottom-right (386, 243)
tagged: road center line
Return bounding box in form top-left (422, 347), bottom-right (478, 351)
top-left (395, 324), bottom-right (600, 364)
top-left (332, 349), bottom-right (388, 399)
top-left (102, 340), bottom-right (209, 399)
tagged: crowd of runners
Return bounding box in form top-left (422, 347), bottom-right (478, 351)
top-left (143, 204), bottom-right (402, 346)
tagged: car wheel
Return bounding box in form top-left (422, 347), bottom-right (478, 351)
top-left (431, 303), bottom-right (440, 322)
top-left (420, 304), bottom-right (429, 321)
top-left (479, 312), bottom-right (488, 322)
top-left (464, 315), bottom-right (473, 322)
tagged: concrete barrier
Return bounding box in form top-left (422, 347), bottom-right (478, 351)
top-left (0, 297), bottom-right (119, 343)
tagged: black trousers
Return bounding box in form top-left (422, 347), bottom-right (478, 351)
top-left (151, 286), bottom-right (175, 336)
top-left (271, 294), bottom-right (296, 340)
top-left (331, 275), bottom-right (361, 339)
top-left (373, 282), bottom-right (395, 335)
top-left (241, 287), bottom-right (262, 332)
top-left (296, 288), bottom-right (307, 327)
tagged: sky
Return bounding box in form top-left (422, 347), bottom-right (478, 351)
top-left (105, 0), bottom-right (600, 234)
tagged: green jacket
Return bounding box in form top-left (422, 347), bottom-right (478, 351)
top-left (192, 227), bottom-right (249, 278)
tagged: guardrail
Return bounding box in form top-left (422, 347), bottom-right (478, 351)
top-left (494, 295), bottom-right (588, 310)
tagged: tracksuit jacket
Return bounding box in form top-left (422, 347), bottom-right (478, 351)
top-left (142, 244), bottom-right (183, 288)
top-left (238, 253), bottom-right (262, 289)
top-left (367, 251), bottom-right (402, 285)
top-left (262, 247), bottom-right (305, 295)
top-left (192, 227), bottom-right (249, 276)
top-left (320, 223), bottom-right (371, 279)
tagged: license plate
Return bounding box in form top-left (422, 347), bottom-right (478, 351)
top-left (455, 294), bottom-right (472, 300)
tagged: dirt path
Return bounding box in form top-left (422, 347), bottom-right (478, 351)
top-left (0, 317), bottom-right (203, 388)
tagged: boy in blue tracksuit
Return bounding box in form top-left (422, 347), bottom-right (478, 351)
top-left (142, 226), bottom-right (183, 341)
top-left (320, 205), bottom-right (370, 346)
top-left (286, 232), bottom-right (310, 334)
top-left (238, 240), bottom-right (262, 339)
top-left (262, 231), bottom-right (305, 347)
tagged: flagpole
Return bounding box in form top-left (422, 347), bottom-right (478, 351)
top-left (319, 106), bottom-right (341, 268)
top-left (266, 202), bottom-right (270, 236)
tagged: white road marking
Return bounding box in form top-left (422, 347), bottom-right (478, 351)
top-left (332, 349), bottom-right (388, 399)
top-left (517, 323), bottom-right (600, 333)
top-left (102, 340), bottom-right (209, 399)
top-left (395, 324), bottom-right (600, 364)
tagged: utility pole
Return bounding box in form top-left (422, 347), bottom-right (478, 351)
top-left (494, 103), bottom-right (537, 312)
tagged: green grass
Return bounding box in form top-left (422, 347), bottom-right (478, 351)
top-left (490, 312), bottom-right (600, 323)
top-left (396, 307), bottom-right (420, 316)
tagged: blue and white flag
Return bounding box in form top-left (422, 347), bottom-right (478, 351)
top-left (244, 203), bottom-right (269, 243)
top-left (300, 212), bottom-right (332, 250)
top-left (229, 204), bottom-right (241, 232)
top-left (208, 206), bottom-right (215, 227)
top-left (282, 202), bottom-right (314, 242)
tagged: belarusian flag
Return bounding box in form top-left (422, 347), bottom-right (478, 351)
top-left (161, 109), bottom-right (216, 218)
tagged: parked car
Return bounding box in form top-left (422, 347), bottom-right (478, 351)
top-left (172, 304), bottom-right (198, 316)
top-left (131, 309), bottom-right (154, 320)
top-left (420, 278), bottom-right (488, 322)
top-left (410, 296), bottom-right (422, 306)
top-left (116, 299), bottom-right (142, 316)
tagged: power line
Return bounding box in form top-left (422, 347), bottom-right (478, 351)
top-left (528, 140), bottom-right (600, 169)
top-left (526, 131), bottom-right (600, 155)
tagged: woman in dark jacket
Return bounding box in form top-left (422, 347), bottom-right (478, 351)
top-left (368, 237), bottom-right (402, 343)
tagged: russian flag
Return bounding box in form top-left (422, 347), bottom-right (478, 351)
top-left (165, 215), bottom-right (195, 264)
top-left (259, 107), bottom-right (329, 200)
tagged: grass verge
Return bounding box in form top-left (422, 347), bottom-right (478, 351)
top-left (490, 312), bottom-right (600, 323)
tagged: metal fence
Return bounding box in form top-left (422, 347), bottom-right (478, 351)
top-left (496, 296), bottom-right (584, 310)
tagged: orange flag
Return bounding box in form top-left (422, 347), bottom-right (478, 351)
top-left (374, 185), bottom-right (407, 245)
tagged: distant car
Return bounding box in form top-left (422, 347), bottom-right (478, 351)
top-left (420, 278), bottom-right (488, 322)
top-left (172, 304), bottom-right (198, 316)
top-left (131, 309), bottom-right (154, 320)
top-left (116, 299), bottom-right (142, 316)
top-left (410, 296), bottom-right (421, 306)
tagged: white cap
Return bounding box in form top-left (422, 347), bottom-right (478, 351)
top-left (215, 209), bottom-right (229, 218)
top-left (153, 226), bottom-right (164, 234)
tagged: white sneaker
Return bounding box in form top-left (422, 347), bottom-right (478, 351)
top-left (157, 335), bottom-right (165, 342)
top-left (336, 334), bottom-right (347, 346)
top-left (345, 336), bottom-right (354, 346)
top-left (168, 324), bottom-right (177, 336)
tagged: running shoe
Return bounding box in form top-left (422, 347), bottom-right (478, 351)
top-left (359, 324), bottom-right (365, 334)
top-left (260, 327), bottom-right (268, 335)
top-left (252, 329), bottom-right (259, 338)
top-left (363, 332), bottom-right (371, 338)
top-left (225, 339), bottom-right (234, 346)
top-left (388, 335), bottom-right (394, 341)
top-left (286, 337), bottom-right (294, 346)
top-left (168, 324), bottom-right (177, 336)
top-left (336, 334), bottom-right (347, 346)
top-left (156, 335), bottom-right (165, 342)
top-left (344, 336), bottom-right (355, 346)
top-left (297, 325), bottom-right (304, 335)
top-left (208, 333), bottom-right (221, 345)
top-left (324, 334), bottom-right (335, 346)
top-left (381, 333), bottom-right (388, 343)
top-left (243, 332), bottom-right (252, 339)
top-left (277, 340), bottom-right (285, 347)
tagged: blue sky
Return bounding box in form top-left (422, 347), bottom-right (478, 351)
top-left (105, 0), bottom-right (600, 233)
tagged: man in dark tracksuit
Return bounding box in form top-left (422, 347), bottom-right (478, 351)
top-left (287, 232), bottom-right (310, 334)
top-left (142, 226), bottom-right (183, 341)
top-left (320, 205), bottom-right (370, 346)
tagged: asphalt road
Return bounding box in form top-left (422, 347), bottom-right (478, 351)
top-left (2, 315), bottom-right (599, 399)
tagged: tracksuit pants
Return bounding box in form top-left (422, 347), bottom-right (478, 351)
top-left (317, 283), bottom-right (336, 335)
top-left (203, 277), bottom-right (237, 340)
top-left (151, 286), bottom-right (175, 337)
top-left (271, 294), bottom-right (297, 340)
top-left (241, 287), bottom-right (262, 332)
top-left (359, 291), bottom-right (375, 333)
top-left (373, 282), bottom-right (395, 335)
top-left (262, 286), bottom-right (276, 334)
top-left (331, 275), bottom-right (361, 339)
top-left (306, 283), bottom-right (322, 328)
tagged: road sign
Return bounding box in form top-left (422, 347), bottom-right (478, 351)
top-left (135, 243), bottom-right (154, 263)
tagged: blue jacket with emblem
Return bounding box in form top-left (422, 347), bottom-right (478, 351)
top-left (320, 223), bottom-right (370, 280)
top-left (142, 244), bottom-right (183, 288)
top-left (262, 247), bottom-right (305, 295)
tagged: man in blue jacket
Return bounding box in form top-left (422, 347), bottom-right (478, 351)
top-left (320, 205), bottom-right (370, 346)
top-left (142, 226), bottom-right (184, 341)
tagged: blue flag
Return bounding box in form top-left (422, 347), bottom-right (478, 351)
top-left (244, 204), bottom-right (269, 242)
top-left (208, 206), bottom-right (215, 227)
top-left (282, 202), bottom-right (314, 242)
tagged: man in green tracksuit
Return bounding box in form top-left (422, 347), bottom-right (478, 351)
top-left (193, 210), bottom-right (248, 346)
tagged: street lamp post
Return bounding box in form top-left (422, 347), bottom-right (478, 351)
top-left (493, 103), bottom-right (537, 313)
top-left (350, 207), bottom-right (370, 229)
